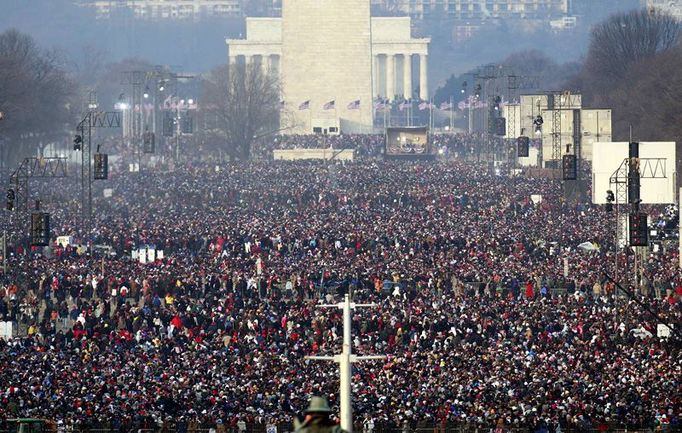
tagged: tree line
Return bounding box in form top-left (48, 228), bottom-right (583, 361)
top-left (0, 29), bottom-right (76, 171)
top-left (577, 7), bottom-right (681, 141)
top-left (435, 7), bottom-right (682, 143)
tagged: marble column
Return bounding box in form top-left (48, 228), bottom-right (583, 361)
top-left (419, 54), bottom-right (428, 100)
top-left (386, 54), bottom-right (395, 101)
top-left (403, 54), bottom-right (412, 99)
top-left (374, 55), bottom-right (382, 98)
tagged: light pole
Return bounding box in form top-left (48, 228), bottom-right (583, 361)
top-left (307, 294), bottom-right (386, 433)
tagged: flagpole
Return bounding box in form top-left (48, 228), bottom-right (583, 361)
top-left (359, 103), bottom-right (363, 133)
top-left (383, 100), bottom-right (387, 130)
top-left (450, 96), bottom-right (454, 131)
top-left (407, 102), bottom-right (410, 127)
top-left (468, 96), bottom-right (473, 134)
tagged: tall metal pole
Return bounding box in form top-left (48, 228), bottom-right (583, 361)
top-left (80, 121), bottom-right (85, 225)
top-left (468, 97), bottom-right (473, 134)
top-left (2, 230), bottom-right (6, 274)
top-left (339, 294), bottom-right (352, 430)
top-left (87, 113), bottom-right (93, 220)
top-left (615, 195), bottom-right (619, 284)
top-left (307, 294), bottom-right (385, 433)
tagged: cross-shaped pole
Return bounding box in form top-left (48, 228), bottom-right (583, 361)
top-left (307, 294), bottom-right (386, 433)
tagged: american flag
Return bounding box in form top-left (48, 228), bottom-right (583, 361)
top-left (457, 100), bottom-right (467, 110)
top-left (298, 100), bottom-right (310, 110)
top-left (323, 100), bottom-right (336, 110)
top-left (399, 100), bottom-right (410, 111)
top-left (440, 102), bottom-right (453, 110)
top-left (347, 100), bottom-right (360, 110)
top-left (418, 101), bottom-right (431, 111)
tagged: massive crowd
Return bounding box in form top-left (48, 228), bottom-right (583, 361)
top-left (253, 133), bottom-right (507, 160)
top-left (0, 141), bottom-right (680, 433)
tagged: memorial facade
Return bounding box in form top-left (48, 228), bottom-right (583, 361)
top-left (226, 1), bottom-right (430, 133)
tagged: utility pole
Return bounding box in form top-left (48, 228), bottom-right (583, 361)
top-left (307, 294), bottom-right (385, 433)
top-left (2, 230), bottom-right (6, 274)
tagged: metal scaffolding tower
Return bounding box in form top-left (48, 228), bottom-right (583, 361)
top-left (609, 157), bottom-right (666, 282)
top-left (76, 110), bottom-right (121, 224)
top-left (9, 157), bottom-right (68, 212)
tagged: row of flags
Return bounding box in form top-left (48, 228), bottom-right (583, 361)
top-left (295, 100), bottom-right (361, 111)
top-left (288, 99), bottom-right (458, 112)
top-left (376, 99), bottom-right (453, 112)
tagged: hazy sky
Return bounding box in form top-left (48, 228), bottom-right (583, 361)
top-left (0, 0), bottom-right (640, 85)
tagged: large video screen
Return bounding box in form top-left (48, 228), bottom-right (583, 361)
top-left (385, 127), bottom-right (431, 157)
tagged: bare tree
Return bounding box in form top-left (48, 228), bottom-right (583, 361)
top-left (606, 43), bottom-right (682, 141)
top-left (584, 8), bottom-right (680, 85)
top-left (0, 29), bottom-right (76, 171)
top-left (200, 62), bottom-right (281, 160)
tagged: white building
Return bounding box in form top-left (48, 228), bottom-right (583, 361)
top-left (371, 0), bottom-right (569, 19)
top-left (227, 2), bottom-right (430, 133)
top-left (502, 93), bottom-right (612, 163)
top-left (645, 0), bottom-right (682, 19)
top-left (88, 0), bottom-right (243, 19)
top-left (642, 0), bottom-right (682, 20)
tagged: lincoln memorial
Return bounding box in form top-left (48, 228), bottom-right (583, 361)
top-left (226, 0), bottom-right (430, 133)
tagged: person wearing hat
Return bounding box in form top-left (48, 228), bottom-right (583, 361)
top-left (294, 396), bottom-right (344, 433)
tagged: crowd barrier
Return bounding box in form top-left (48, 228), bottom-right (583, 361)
top-left (273, 149), bottom-right (355, 161)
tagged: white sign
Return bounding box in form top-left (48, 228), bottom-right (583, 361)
top-left (530, 194), bottom-right (543, 205)
top-left (592, 142), bottom-right (676, 204)
top-left (134, 245), bottom-right (164, 264)
top-left (56, 236), bottom-right (73, 248)
top-left (657, 323), bottom-right (673, 338)
top-left (103, 188), bottom-right (113, 198)
top-left (0, 321), bottom-right (14, 339)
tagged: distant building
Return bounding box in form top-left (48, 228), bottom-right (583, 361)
top-left (503, 93), bottom-right (612, 163)
top-left (371, 0), bottom-right (569, 20)
top-left (85, 0), bottom-right (278, 20)
top-left (645, 0), bottom-right (682, 19)
top-left (550, 15), bottom-right (577, 30)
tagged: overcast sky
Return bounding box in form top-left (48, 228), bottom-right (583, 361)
top-left (0, 0), bottom-right (640, 82)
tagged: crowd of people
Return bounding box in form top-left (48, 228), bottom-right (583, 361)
top-left (0, 142), bottom-right (680, 433)
top-left (252, 133), bottom-right (507, 160)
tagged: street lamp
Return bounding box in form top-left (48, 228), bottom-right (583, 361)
top-left (143, 86), bottom-right (150, 99)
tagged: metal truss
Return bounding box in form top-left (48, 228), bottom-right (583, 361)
top-left (549, 94), bottom-right (562, 162)
top-left (609, 157), bottom-right (667, 203)
top-left (507, 75), bottom-right (540, 93)
top-left (9, 157), bottom-right (68, 211)
top-left (609, 157), bottom-right (667, 280)
top-left (77, 110), bottom-right (122, 223)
